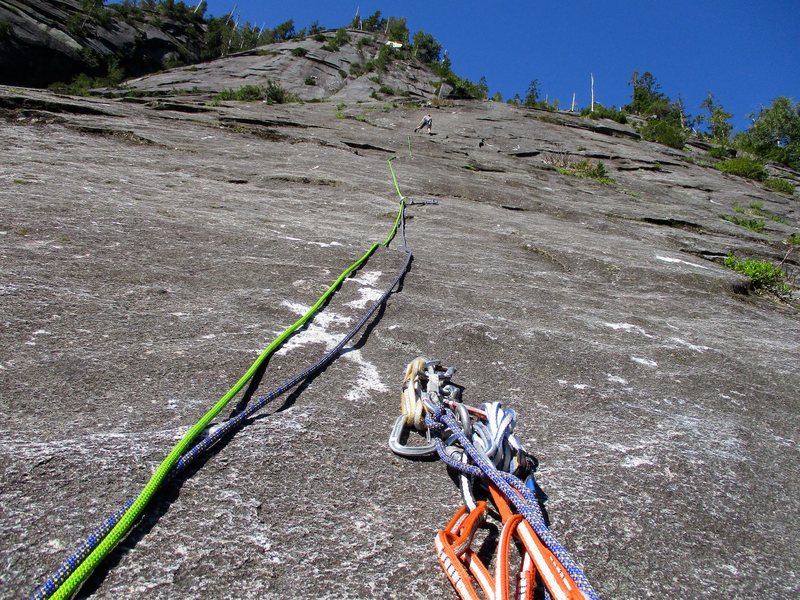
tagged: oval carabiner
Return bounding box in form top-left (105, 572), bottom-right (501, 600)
top-left (454, 402), bottom-right (472, 438)
top-left (388, 415), bottom-right (437, 458)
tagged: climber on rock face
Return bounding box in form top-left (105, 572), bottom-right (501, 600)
top-left (414, 113), bottom-right (432, 134)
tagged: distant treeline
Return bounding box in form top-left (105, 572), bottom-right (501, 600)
top-left (64, 3), bottom-right (800, 170)
top-left (57, 3), bottom-right (490, 100)
top-left (495, 70), bottom-right (799, 170)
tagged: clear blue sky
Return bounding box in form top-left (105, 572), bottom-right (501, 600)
top-left (200, 0), bottom-right (799, 132)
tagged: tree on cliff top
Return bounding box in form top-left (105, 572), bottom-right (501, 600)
top-left (627, 71), bottom-right (689, 149)
top-left (412, 31), bottom-right (441, 64)
top-left (736, 96), bottom-right (800, 170)
top-left (697, 92), bottom-right (733, 144)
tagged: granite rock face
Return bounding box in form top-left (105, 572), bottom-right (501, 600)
top-left (0, 76), bottom-right (798, 600)
top-left (0, 0), bottom-right (205, 86)
top-left (0, 0), bottom-right (443, 101)
top-left (118, 29), bottom-right (443, 103)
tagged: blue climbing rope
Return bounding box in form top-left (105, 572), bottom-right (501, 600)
top-left (425, 405), bottom-right (600, 600)
top-left (32, 187), bottom-right (413, 599)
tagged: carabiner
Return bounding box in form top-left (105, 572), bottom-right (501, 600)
top-left (454, 402), bottom-right (472, 438)
top-left (388, 415), bottom-right (437, 458)
top-left (442, 383), bottom-right (462, 403)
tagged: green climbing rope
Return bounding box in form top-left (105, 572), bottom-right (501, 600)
top-left (387, 157), bottom-right (406, 202)
top-left (49, 195), bottom-right (407, 600)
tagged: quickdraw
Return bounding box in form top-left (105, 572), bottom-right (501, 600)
top-left (391, 358), bottom-right (599, 600)
top-left (388, 357), bottom-right (438, 457)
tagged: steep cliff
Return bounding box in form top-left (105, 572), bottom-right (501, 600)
top-left (1, 40), bottom-right (799, 600)
top-left (0, 0), bottom-right (206, 86)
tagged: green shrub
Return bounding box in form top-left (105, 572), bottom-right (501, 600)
top-left (373, 45), bottom-right (399, 73)
top-left (49, 73), bottom-right (94, 96)
top-left (440, 70), bottom-right (485, 100)
top-left (787, 233), bottom-right (800, 245)
top-left (640, 119), bottom-right (687, 149)
top-left (163, 53), bottom-right (186, 70)
top-left (93, 6), bottom-right (112, 27)
top-left (47, 55), bottom-right (125, 95)
top-left (104, 59), bottom-right (124, 86)
top-left (213, 84), bottom-right (265, 102)
top-left (707, 146), bottom-right (733, 159)
top-left (349, 62), bottom-right (372, 77)
top-left (721, 214), bottom-right (765, 232)
top-left (109, 2), bottom-right (143, 19)
top-left (66, 13), bottom-right (86, 37)
top-left (714, 157), bottom-right (768, 181)
top-left (581, 105), bottom-right (627, 124)
top-left (724, 254), bottom-right (792, 296)
top-left (378, 84), bottom-right (397, 96)
top-left (765, 177), bottom-right (795, 194)
top-left (321, 28), bottom-right (349, 52)
top-left (290, 47), bottom-right (308, 57)
top-left (0, 19), bottom-right (11, 39)
top-left (528, 100), bottom-right (557, 112)
top-left (749, 201), bottom-right (788, 224)
top-left (263, 80), bottom-right (295, 104)
top-left (304, 77), bottom-right (316, 86)
top-left (558, 160), bottom-right (615, 185)
top-left (211, 82), bottom-right (296, 104)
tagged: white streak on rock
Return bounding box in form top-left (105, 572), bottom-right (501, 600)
top-left (631, 356), bottom-right (658, 367)
top-left (656, 255), bottom-right (711, 270)
top-left (280, 301), bottom-right (351, 335)
top-left (349, 271), bottom-right (382, 287)
top-left (669, 337), bottom-right (716, 353)
top-left (622, 455), bottom-right (655, 468)
top-left (722, 565), bottom-right (739, 576)
top-left (276, 301), bottom-right (386, 400)
top-left (603, 322), bottom-right (653, 338)
top-left (346, 287), bottom-right (383, 309)
top-left (343, 350), bottom-right (388, 401)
